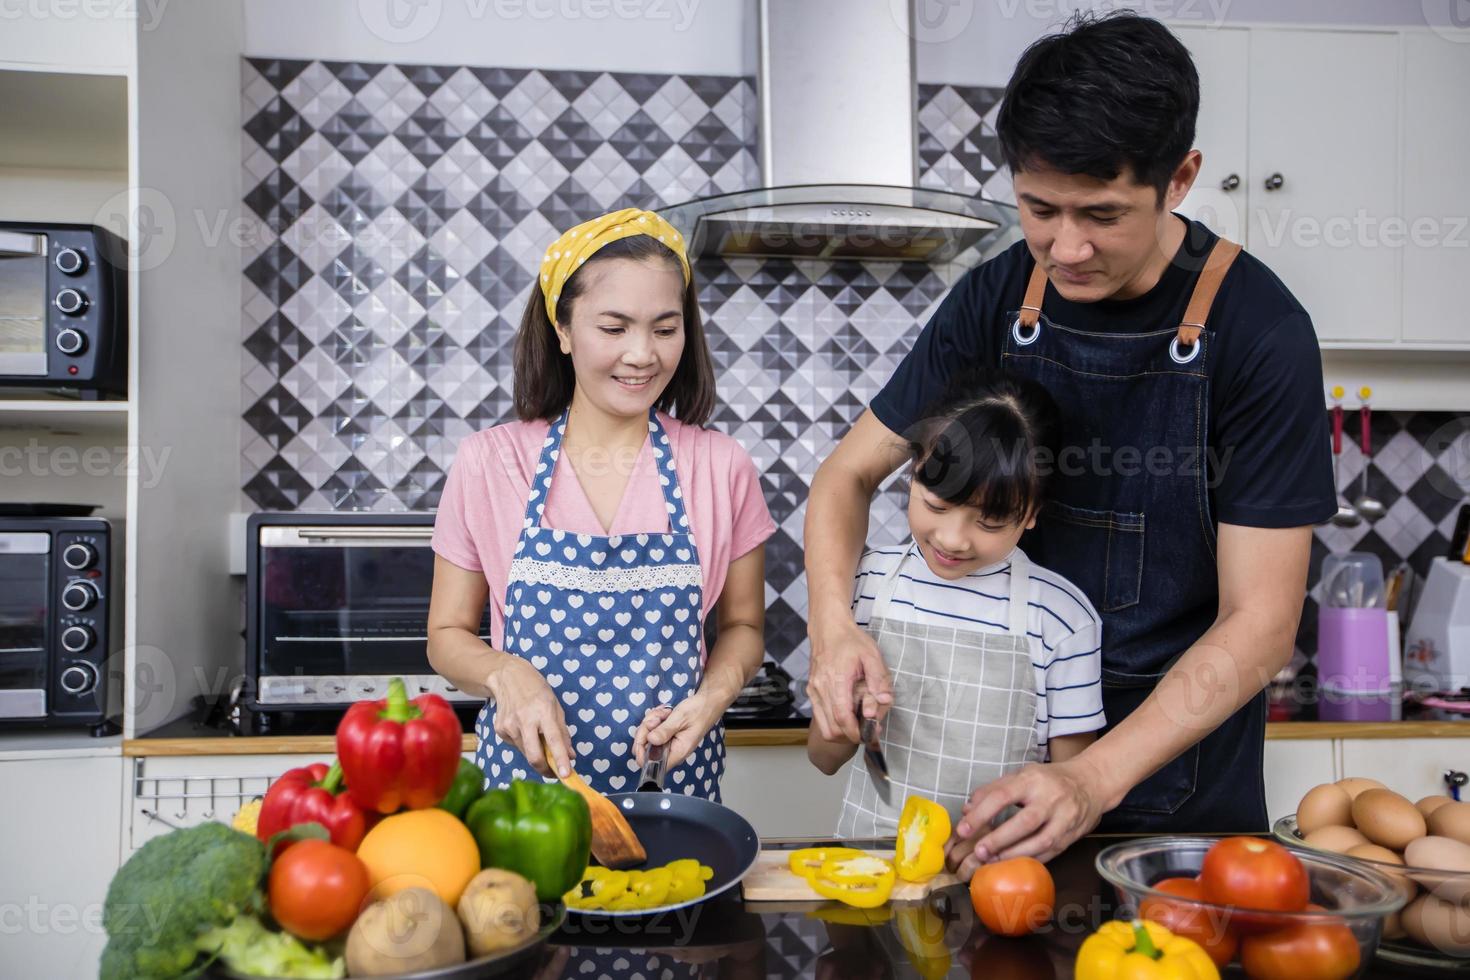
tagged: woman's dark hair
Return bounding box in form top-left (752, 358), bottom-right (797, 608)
top-left (512, 235), bottom-right (717, 425)
top-left (996, 11), bottom-right (1199, 201)
top-left (906, 368), bottom-right (1061, 525)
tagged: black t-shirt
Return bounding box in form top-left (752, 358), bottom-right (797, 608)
top-left (871, 216), bottom-right (1337, 529)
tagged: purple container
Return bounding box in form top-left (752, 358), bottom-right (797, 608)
top-left (1318, 606), bottom-right (1392, 694)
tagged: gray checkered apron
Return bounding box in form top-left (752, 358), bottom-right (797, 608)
top-left (836, 542), bottom-right (1042, 837)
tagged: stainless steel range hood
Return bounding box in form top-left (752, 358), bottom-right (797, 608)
top-left (661, 0), bottom-right (1017, 263)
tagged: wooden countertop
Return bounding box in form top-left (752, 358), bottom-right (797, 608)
top-left (119, 721), bottom-right (1470, 756)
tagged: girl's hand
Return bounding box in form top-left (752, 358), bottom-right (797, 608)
top-left (484, 656), bottom-right (574, 779)
top-left (633, 695), bottom-right (721, 770)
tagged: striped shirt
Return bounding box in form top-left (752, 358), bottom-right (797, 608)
top-left (851, 543), bottom-right (1106, 758)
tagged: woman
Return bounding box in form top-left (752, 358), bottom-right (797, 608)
top-left (428, 208), bottom-right (775, 801)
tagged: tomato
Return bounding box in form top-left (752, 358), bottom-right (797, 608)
top-left (268, 838), bottom-right (372, 941)
top-left (1239, 915), bottom-right (1360, 980)
top-left (1199, 837), bottom-right (1310, 928)
top-left (968, 857), bottom-right (1055, 937)
top-left (1138, 876), bottom-right (1239, 967)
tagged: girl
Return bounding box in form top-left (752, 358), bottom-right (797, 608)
top-left (809, 368), bottom-right (1105, 835)
top-left (429, 208), bottom-right (775, 801)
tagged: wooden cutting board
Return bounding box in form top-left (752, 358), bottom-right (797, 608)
top-left (741, 848), bottom-right (962, 902)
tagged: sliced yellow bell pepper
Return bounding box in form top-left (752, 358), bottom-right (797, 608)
top-left (563, 860), bottom-right (714, 910)
top-left (789, 846), bottom-right (866, 881)
top-left (810, 854), bottom-right (897, 909)
top-left (894, 796), bottom-right (951, 883)
top-left (1075, 920), bottom-right (1220, 980)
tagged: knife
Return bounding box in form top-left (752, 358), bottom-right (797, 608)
top-left (860, 715), bottom-right (892, 804)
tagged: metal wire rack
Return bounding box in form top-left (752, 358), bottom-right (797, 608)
top-left (131, 759), bottom-right (274, 829)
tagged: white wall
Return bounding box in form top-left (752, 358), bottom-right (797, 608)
top-left (917, 0), bottom-right (1466, 86)
top-left (243, 0), bottom-right (757, 75)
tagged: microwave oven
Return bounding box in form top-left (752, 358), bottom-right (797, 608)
top-left (245, 512), bottom-right (489, 730)
top-left (0, 517), bottom-right (119, 733)
top-left (0, 222), bottom-right (127, 397)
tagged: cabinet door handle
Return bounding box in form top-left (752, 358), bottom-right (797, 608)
top-left (1264, 172), bottom-right (1284, 191)
top-left (1220, 173), bottom-right (1241, 192)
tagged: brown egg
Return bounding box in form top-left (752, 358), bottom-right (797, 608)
top-left (1337, 776), bottom-right (1388, 800)
top-left (1428, 802), bottom-right (1470, 846)
top-left (1352, 789), bottom-right (1427, 850)
top-left (1383, 907), bottom-right (1406, 941)
top-left (1298, 783), bottom-right (1355, 835)
top-left (1402, 892), bottom-right (1470, 955)
top-left (1406, 836), bottom-right (1470, 873)
top-left (1304, 825), bottom-right (1371, 853)
top-left (1347, 843), bottom-right (1405, 865)
top-left (1417, 795), bottom-right (1453, 820)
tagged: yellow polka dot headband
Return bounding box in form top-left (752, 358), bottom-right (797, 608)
top-left (539, 207), bottom-right (691, 323)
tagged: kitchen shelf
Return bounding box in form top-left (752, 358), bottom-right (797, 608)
top-left (0, 731), bottom-right (122, 761)
top-left (0, 398), bottom-right (130, 435)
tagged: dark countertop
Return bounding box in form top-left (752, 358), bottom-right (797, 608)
top-left (528, 836), bottom-right (1431, 979)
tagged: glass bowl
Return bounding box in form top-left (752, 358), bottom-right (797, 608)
top-left (1275, 813), bottom-right (1470, 966)
top-left (1096, 836), bottom-right (1411, 979)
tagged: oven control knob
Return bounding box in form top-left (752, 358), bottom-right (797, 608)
top-left (62, 581), bottom-right (98, 611)
top-left (55, 248), bottom-right (87, 276)
top-left (54, 288), bottom-right (87, 315)
top-left (62, 542), bottom-right (96, 570)
top-left (60, 626), bottom-right (95, 655)
top-left (59, 662), bottom-right (97, 693)
top-left (56, 329), bottom-right (86, 356)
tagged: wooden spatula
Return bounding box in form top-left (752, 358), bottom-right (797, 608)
top-left (543, 736), bottom-right (646, 869)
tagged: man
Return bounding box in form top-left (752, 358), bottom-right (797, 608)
top-left (804, 12), bottom-right (1334, 877)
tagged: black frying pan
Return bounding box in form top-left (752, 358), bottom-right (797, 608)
top-left (572, 743), bottom-right (760, 917)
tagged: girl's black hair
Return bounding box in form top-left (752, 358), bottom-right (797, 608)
top-left (906, 368), bottom-right (1061, 525)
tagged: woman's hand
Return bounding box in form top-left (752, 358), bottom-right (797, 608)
top-left (632, 695), bottom-right (722, 770)
top-left (485, 656), bottom-right (574, 779)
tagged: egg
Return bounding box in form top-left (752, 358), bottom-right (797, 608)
top-left (1402, 892), bottom-right (1470, 955)
top-left (1304, 825), bottom-right (1371, 853)
top-left (1405, 836), bottom-right (1470, 904)
top-left (1346, 843), bottom-right (1405, 865)
top-left (1428, 801), bottom-right (1470, 846)
top-left (1417, 795), bottom-right (1453, 820)
top-left (1336, 776), bottom-right (1388, 800)
top-left (1298, 783), bottom-right (1354, 835)
top-left (1384, 907), bottom-right (1406, 941)
top-left (1352, 789), bottom-right (1427, 850)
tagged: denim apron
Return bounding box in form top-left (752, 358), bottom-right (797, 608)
top-left (1002, 238), bottom-right (1268, 833)
top-left (836, 541), bottom-right (1041, 837)
top-left (473, 408), bottom-right (725, 801)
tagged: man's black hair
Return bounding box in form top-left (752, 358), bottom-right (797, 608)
top-left (996, 11), bottom-right (1200, 201)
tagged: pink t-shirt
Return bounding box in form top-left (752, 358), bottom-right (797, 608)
top-left (432, 411), bottom-right (776, 650)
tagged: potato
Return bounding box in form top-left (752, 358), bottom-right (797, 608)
top-left (346, 887), bottom-right (466, 976)
top-left (457, 868), bottom-right (540, 957)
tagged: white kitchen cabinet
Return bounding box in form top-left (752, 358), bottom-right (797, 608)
top-left (723, 745), bottom-right (845, 838)
top-left (0, 753), bottom-right (124, 978)
top-left (1173, 27), bottom-right (1250, 243)
top-left (1247, 30), bottom-right (1401, 345)
top-left (1401, 31), bottom-right (1470, 347)
top-left (1338, 738), bottom-right (1470, 803)
top-left (1262, 739), bottom-right (1336, 824)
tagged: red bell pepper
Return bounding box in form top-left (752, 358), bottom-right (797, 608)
top-left (257, 761), bottom-right (373, 853)
top-left (336, 677), bottom-right (462, 814)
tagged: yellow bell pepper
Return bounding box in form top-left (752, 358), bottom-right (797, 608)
top-left (893, 901), bottom-right (952, 980)
top-left (563, 860), bottom-right (714, 910)
top-left (1076, 920), bottom-right (1220, 980)
top-left (789, 846), bottom-right (866, 880)
top-left (894, 796), bottom-right (951, 883)
top-left (810, 854), bottom-right (897, 909)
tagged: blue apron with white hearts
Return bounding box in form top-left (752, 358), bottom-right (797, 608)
top-left (474, 407), bottom-right (725, 801)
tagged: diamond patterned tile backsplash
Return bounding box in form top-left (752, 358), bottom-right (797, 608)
top-left (242, 68), bottom-right (1469, 690)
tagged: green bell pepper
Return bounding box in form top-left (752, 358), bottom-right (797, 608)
top-left (463, 779), bottom-right (591, 902)
top-left (437, 758), bottom-right (486, 818)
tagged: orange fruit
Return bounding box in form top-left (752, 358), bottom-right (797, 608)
top-left (355, 808), bottom-right (480, 906)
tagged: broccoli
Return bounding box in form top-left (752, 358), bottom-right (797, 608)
top-left (101, 821), bottom-right (267, 980)
top-left (195, 915), bottom-right (344, 979)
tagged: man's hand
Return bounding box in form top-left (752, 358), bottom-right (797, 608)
top-left (806, 614), bottom-right (893, 744)
top-left (944, 756), bottom-right (1112, 878)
